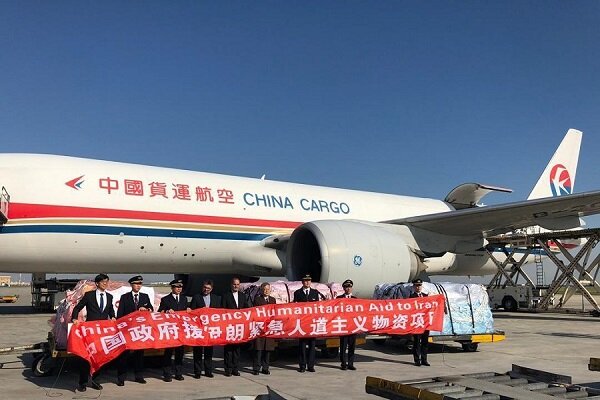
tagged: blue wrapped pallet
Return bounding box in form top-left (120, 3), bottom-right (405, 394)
top-left (373, 282), bottom-right (494, 336)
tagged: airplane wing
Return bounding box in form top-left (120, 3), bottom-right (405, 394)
top-left (383, 190), bottom-right (600, 237)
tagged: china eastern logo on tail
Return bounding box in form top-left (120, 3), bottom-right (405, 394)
top-left (549, 164), bottom-right (572, 196)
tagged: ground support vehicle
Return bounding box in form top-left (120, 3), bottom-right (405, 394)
top-left (0, 294), bottom-right (18, 303)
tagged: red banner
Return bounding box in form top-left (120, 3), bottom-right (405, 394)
top-left (68, 295), bottom-right (444, 374)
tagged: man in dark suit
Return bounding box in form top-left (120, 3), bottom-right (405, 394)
top-left (293, 274), bottom-right (320, 373)
top-left (252, 282), bottom-right (276, 375)
top-left (158, 278), bottom-right (188, 382)
top-left (409, 278), bottom-right (430, 367)
top-left (188, 279), bottom-right (221, 378)
top-left (221, 276), bottom-right (249, 376)
top-left (337, 279), bottom-right (357, 371)
top-left (71, 273), bottom-right (116, 392)
top-left (115, 275), bottom-right (154, 386)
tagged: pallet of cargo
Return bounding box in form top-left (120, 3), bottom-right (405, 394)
top-left (365, 364), bottom-right (600, 400)
top-left (368, 330), bottom-right (505, 353)
top-left (429, 331), bottom-right (505, 352)
top-left (373, 282), bottom-right (503, 352)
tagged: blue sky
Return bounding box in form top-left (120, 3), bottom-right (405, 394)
top-left (1, 1), bottom-right (599, 282)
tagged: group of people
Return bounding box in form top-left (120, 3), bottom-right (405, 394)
top-left (71, 273), bottom-right (429, 392)
top-left (293, 275), bottom-right (358, 372)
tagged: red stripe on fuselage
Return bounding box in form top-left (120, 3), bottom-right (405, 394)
top-left (8, 203), bottom-right (302, 229)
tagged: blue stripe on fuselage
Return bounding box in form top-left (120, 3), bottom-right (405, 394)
top-left (0, 225), bottom-right (270, 241)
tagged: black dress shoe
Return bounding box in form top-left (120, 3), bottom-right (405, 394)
top-left (76, 384), bottom-right (86, 392)
top-left (348, 365), bottom-right (356, 370)
top-left (414, 361), bottom-right (421, 367)
top-left (117, 380), bottom-right (124, 387)
top-left (261, 369), bottom-right (270, 375)
top-left (298, 367), bottom-right (305, 373)
top-left (194, 373), bottom-right (201, 379)
top-left (341, 365), bottom-right (347, 370)
top-left (89, 380), bottom-right (103, 390)
top-left (232, 370), bottom-right (240, 376)
top-left (174, 375), bottom-right (184, 381)
top-left (307, 367), bottom-right (315, 372)
top-left (252, 370), bottom-right (259, 375)
top-left (135, 378), bottom-right (147, 384)
top-left (224, 371), bottom-right (232, 377)
top-left (205, 372), bottom-right (214, 378)
top-left (163, 376), bottom-right (172, 382)
top-left (422, 361), bottom-right (430, 366)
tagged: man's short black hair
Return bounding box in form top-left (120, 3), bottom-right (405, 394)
top-left (95, 273), bottom-right (109, 283)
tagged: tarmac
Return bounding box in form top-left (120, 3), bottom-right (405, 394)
top-left (2, 285), bottom-right (600, 399)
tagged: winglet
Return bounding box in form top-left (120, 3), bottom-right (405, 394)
top-left (527, 129), bottom-right (582, 200)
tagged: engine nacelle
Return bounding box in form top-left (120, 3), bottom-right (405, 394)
top-left (284, 220), bottom-right (424, 297)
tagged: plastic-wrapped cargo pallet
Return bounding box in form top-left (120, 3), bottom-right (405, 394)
top-left (373, 282), bottom-right (494, 336)
top-left (50, 280), bottom-right (164, 349)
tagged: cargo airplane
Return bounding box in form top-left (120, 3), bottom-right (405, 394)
top-left (0, 129), bottom-right (598, 296)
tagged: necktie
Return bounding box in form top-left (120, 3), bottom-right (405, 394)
top-left (134, 293), bottom-right (139, 308)
top-left (305, 290), bottom-right (309, 297)
top-left (265, 297), bottom-right (269, 302)
top-left (175, 295), bottom-right (179, 303)
top-left (347, 295), bottom-right (350, 298)
top-left (99, 293), bottom-right (104, 311)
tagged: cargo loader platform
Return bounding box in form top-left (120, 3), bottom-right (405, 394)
top-left (366, 364), bottom-right (600, 399)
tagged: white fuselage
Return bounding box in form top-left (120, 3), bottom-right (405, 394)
top-left (0, 154), bottom-right (501, 276)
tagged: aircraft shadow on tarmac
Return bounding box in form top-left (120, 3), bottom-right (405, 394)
top-left (17, 342), bottom-right (458, 391)
top-left (363, 341), bottom-right (465, 356)
top-left (0, 305), bottom-right (41, 315)
top-left (493, 312), bottom-right (600, 323)
top-left (539, 332), bottom-right (600, 340)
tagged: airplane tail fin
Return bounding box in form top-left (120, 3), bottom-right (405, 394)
top-left (527, 129), bottom-right (582, 200)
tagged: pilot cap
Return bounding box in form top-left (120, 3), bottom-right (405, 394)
top-left (412, 278), bottom-right (423, 285)
top-left (342, 279), bottom-right (353, 287)
top-left (170, 279), bottom-right (184, 287)
top-left (301, 274), bottom-right (312, 281)
top-left (94, 273), bottom-right (109, 283)
top-left (128, 275), bottom-right (143, 284)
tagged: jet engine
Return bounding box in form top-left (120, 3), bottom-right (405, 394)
top-left (284, 220), bottom-right (424, 297)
